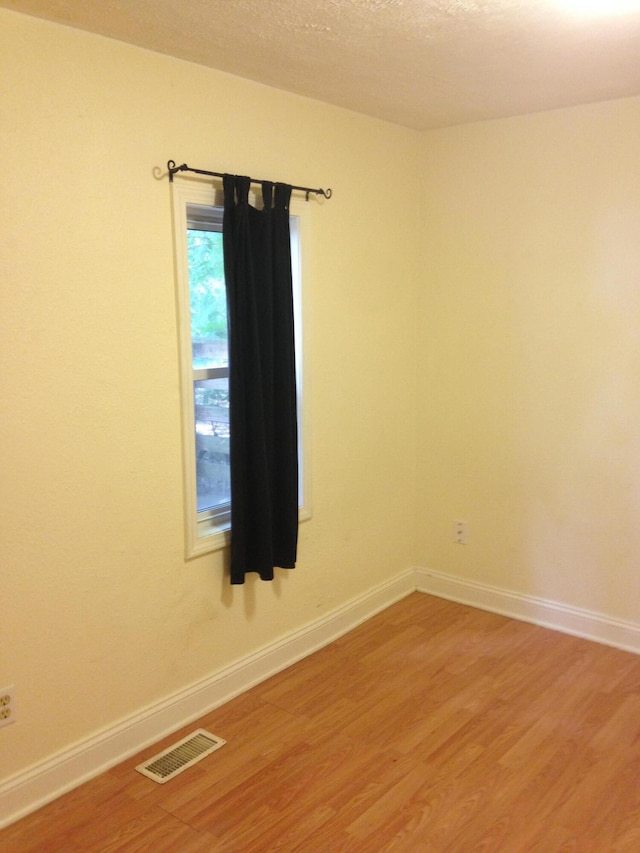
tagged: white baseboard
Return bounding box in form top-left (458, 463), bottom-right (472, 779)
top-left (415, 567), bottom-right (640, 655)
top-left (0, 568), bottom-right (416, 830)
top-left (3, 565), bottom-right (639, 830)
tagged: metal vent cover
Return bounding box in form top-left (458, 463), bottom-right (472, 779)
top-left (135, 728), bottom-right (226, 784)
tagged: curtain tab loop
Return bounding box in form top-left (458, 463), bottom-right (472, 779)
top-left (261, 181), bottom-right (274, 211)
top-left (275, 182), bottom-right (292, 213)
top-left (223, 174), bottom-right (250, 207)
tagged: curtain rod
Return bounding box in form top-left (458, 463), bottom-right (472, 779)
top-left (167, 160), bottom-right (332, 200)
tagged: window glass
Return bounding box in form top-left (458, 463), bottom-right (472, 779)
top-left (187, 226), bottom-right (227, 369)
top-left (194, 378), bottom-right (230, 513)
top-left (187, 205), bottom-right (230, 521)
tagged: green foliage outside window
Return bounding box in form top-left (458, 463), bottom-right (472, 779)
top-left (187, 230), bottom-right (227, 342)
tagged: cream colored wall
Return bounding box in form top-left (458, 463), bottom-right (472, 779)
top-left (0, 9), bottom-right (421, 782)
top-left (5, 3), bottom-right (640, 794)
top-left (418, 97), bottom-right (640, 623)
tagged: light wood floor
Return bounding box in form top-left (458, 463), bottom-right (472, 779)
top-left (3, 593), bottom-right (640, 852)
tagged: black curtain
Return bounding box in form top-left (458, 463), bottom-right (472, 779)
top-left (222, 175), bottom-right (299, 585)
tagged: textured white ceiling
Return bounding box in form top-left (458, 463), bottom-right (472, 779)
top-left (3, 0), bottom-right (640, 129)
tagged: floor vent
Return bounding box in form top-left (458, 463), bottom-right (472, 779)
top-left (135, 729), bottom-right (226, 784)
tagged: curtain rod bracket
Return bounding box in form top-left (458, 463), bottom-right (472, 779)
top-left (167, 160), bottom-right (184, 182)
top-left (166, 159), bottom-right (331, 199)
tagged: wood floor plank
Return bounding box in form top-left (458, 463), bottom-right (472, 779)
top-left (3, 593), bottom-right (640, 851)
top-left (80, 806), bottom-right (217, 853)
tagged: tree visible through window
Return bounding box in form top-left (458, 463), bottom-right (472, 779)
top-left (187, 204), bottom-right (231, 519)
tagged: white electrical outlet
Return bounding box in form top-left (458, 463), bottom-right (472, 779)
top-left (0, 686), bottom-right (16, 728)
top-left (454, 520), bottom-right (468, 544)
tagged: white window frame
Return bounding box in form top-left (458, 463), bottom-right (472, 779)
top-left (171, 179), bottom-right (311, 559)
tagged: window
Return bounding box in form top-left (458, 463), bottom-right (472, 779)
top-left (187, 203), bottom-right (230, 523)
top-left (171, 181), bottom-right (309, 558)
